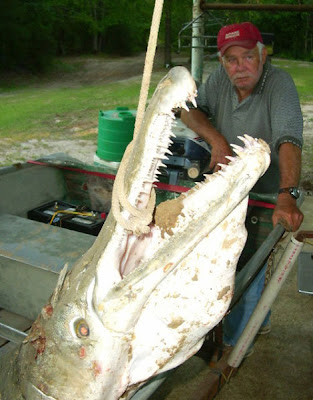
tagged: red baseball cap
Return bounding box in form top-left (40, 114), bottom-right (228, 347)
top-left (217, 22), bottom-right (263, 56)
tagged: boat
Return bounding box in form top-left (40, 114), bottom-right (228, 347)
top-left (0, 122), bottom-right (297, 399)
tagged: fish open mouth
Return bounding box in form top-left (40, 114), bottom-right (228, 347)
top-left (93, 66), bottom-right (271, 342)
top-left (0, 66), bottom-right (270, 400)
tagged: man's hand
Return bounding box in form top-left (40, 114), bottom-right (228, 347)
top-left (208, 135), bottom-right (233, 172)
top-left (180, 109), bottom-right (232, 172)
top-left (272, 193), bottom-right (303, 231)
top-left (273, 143), bottom-right (303, 231)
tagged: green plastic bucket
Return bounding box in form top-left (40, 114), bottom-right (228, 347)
top-left (96, 106), bottom-right (136, 162)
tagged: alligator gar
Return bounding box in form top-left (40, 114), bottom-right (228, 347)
top-left (0, 66), bottom-right (270, 400)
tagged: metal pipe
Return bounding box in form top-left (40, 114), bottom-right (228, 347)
top-left (230, 223), bottom-right (285, 309)
top-left (0, 323), bottom-right (27, 344)
top-left (191, 0), bottom-right (204, 84)
top-left (130, 371), bottom-right (174, 400)
top-left (228, 232), bottom-right (310, 368)
top-left (230, 193), bottom-right (304, 309)
top-left (200, 2), bottom-right (313, 12)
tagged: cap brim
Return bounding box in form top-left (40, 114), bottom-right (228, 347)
top-left (220, 40), bottom-right (258, 56)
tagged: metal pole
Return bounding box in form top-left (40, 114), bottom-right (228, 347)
top-left (0, 323), bottom-right (27, 344)
top-left (228, 230), bottom-right (313, 368)
top-left (130, 371), bottom-right (173, 400)
top-left (230, 193), bottom-right (304, 309)
top-left (230, 223), bottom-right (285, 309)
top-left (191, 0), bottom-right (204, 85)
top-left (200, 2), bottom-right (313, 12)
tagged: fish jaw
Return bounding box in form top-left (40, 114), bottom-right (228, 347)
top-left (127, 198), bottom-right (249, 385)
top-left (1, 62), bottom-right (271, 400)
top-left (5, 67), bottom-right (198, 400)
top-left (111, 66), bottom-right (198, 235)
top-left (100, 135), bottom-right (271, 335)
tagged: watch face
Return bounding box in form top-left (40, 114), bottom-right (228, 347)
top-left (290, 187), bottom-right (300, 199)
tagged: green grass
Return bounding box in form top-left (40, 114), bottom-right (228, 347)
top-left (0, 57), bottom-right (312, 143)
top-left (271, 59), bottom-right (313, 103)
top-left (0, 79), bottom-right (160, 141)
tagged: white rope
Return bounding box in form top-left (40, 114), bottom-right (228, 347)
top-left (133, 0), bottom-right (164, 139)
top-left (111, 0), bottom-right (164, 234)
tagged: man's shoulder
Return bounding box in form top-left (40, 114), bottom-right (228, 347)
top-left (205, 63), bottom-right (229, 86)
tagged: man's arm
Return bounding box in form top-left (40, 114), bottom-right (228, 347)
top-left (180, 109), bottom-right (232, 171)
top-left (272, 143), bottom-right (303, 231)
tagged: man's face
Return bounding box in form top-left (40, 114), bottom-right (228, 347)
top-left (221, 45), bottom-right (267, 92)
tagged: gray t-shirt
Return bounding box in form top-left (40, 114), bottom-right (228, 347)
top-left (195, 60), bottom-right (303, 193)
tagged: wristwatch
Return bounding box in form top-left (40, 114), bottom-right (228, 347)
top-left (278, 187), bottom-right (300, 199)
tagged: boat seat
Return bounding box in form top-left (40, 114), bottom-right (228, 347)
top-left (0, 164), bottom-right (67, 218)
top-left (0, 213), bottom-right (95, 321)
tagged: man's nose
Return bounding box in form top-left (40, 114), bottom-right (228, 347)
top-left (236, 58), bottom-right (246, 70)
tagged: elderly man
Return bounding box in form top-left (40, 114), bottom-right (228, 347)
top-left (181, 22), bottom-right (304, 353)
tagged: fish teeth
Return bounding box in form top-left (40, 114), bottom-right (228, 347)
top-left (231, 144), bottom-right (245, 157)
top-left (203, 173), bottom-right (214, 181)
top-left (181, 102), bottom-right (189, 112)
top-left (225, 156), bottom-right (237, 163)
top-left (238, 135), bottom-right (252, 148)
top-left (217, 169), bottom-right (228, 177)
top-left (190, 96), bottom-right (197, 108)
top-left (231, 144), bottom-right (244, 152)
top-left (217, 162), bottom-right (227, 170)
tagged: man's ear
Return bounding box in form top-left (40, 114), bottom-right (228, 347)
top-left (218, 55), bottom-right (223, 65)
top-left (262, 47), bottom-right (268, 65)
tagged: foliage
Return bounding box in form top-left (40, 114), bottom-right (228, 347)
top-left (0, 0), bottom-right (312, 72)
top-left (0, 0), bottom-right (56, 71)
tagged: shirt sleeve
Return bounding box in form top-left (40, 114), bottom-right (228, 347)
top-left (268, 70), bottom-right (303, 153)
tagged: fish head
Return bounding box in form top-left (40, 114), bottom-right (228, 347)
top-left (13, 66), bottom-right (270, 400)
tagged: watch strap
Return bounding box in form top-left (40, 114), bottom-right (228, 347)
top-left (278, 187), bottom-right (299, 199)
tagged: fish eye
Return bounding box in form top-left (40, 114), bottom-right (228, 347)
top-left (73, 318), bottom-right (90, 338)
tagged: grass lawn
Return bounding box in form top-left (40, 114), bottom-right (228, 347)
top-left (0, 75), bottom-right (164, 142)
top-left (271, 58), bottom-right (313, 103)
top-left (0, 57), bottom-right (312, 143)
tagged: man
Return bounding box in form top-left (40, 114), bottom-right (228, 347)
top-left (181, 22), bottom-right (304, 352)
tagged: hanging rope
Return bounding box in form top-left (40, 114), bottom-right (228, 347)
top-left (133, 0), bottom-right (164, 139)
top-left (111, 0), bottom-right (164, 234)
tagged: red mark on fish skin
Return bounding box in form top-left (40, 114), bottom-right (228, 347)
top-left (92, 361), bottom-right (102, 377)
top-left (32, 336), bottom-right (46, 359)
top-left (79, 347), bottom-right (86, 359)
top-left (26, 319), bottom-right (47, 359)
top-left (42, 304), bottom-right (53, 318)
top-left (163, 263), bottom-right (173, 273)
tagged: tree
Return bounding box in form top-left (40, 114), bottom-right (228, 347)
top-left (0, 0), bottom-right (55, 71)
